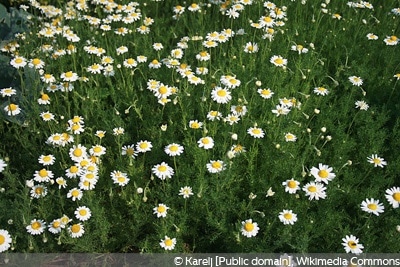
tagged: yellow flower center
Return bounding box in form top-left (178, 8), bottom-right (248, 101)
top-left (264, 16), bottom-right (272, 23)
top-left (65, 71), bottom-right (73, 78)
top-left (191, 3), bottom-right (198, 8)
top-left (39, 169), bottom-right (48, 177)
top-left (191, 122), bottom-right (200, 129)
top-left (169, 145), bottom-right (179, 152)
top-left (202, 138), bottom-right (210, 144)
top-left (35, 187), bottom-right (44, 195)
top-left (80, 159), bottom-right (89, 167)
top-left (127, 58), bottom-right (135, 65)
top-left (367, 203), bottom-right (377, 210)
top-left (53, 221), bottom-right (60, 228)
top-left (261, 89), bottom-right (271, 95)
top-left (43, 113), bottom-right (52, 120)
top-left (91, 64), bottom-right (99, 70)
top-left (71, 190), bottom-right (80, 197)
top-left (70, 165), bottom-right (79, 173)
top-left (286, 134), bottom-right (294, 140)
top-left (211, 161), bottom-right (222, 169)
top-left (229, 79), bottom-right (237, 85)
top-left (233, 145), bottom-right (243, 152)
top-left (159, 86), bottom-right (168, 94)
top-left (348, 241), bottom-right (357, 249)
top-left (117, 177), bottom-right (126, 183)
top-left (164, 239), bottom-right (173, 247)
top-left (200, 51), bottom-right (208, 57)
top-left (87, 165), bottom-right (96, 172)
top-left (217, 89), bottom-right (227, 97)
top-left (32, 221), bottom-right (41, 230)
top-left (73, 148), bottom-right (82, 157)
top-left (15, 58), bottom-right (23, 64)
top-left (41, 94), bottom-right (50, 101)
top-left (60, 216), bottom-right (69, 224)
top-left (391, 36), bottom-right (397, 41)
top-left (297, 45), bottom-right (304, 50)
top-left (32, 58), bottom-right (41, 65)
top-left (274, 58), bottom-right (283, 65)
top-left (0, 235), bottom-right (7, 246)
top-left (85, 173), bottom-right (95, 179)
top-left (126, 148), bottom-right (135, 155)
top-left (93, 147), bottom-right (102, 153)
top-left (157, 206), bottom-right (166, 213)
top-left (393, 193), bottom-right (400, 202)
top-left (373, 158), bottom-right (381, 164)
top-left (152, 59), bottom-right (159, 64)
top-left (71, 224), bottom-right (81, 233)
top-left (252, 129), bottom-right (261, 135)
top-left (318, 170), bottom-right (329, 178)
top-left (206, 41), bottom-right (214, 46)
top-left (308, 186), bottom-right (317, 192)
top-left (244, 222), bottom-right (254, 232)
top-left (158, 166), bottom-right (167, 172)
top-left (79, 209), bottom-right (87, 216)
top-left (139, 143), bottom-right (148, 149)
top-left (8, 104), bottom-right (17, 111)
top-left (72, 124), bottom-right (80, 131)
top-left (283, 213), bottom-right (292, 220)
top-left (288, 181), bottom-right (297, 188)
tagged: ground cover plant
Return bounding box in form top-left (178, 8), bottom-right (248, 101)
top-left (0, 0), bottom-right (399, 254)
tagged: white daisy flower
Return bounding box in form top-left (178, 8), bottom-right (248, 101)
top-left (241, 219), bottom-right (259, 237)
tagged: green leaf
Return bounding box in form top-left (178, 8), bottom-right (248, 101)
top-left (0, 4), bottom-right (10, 27)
